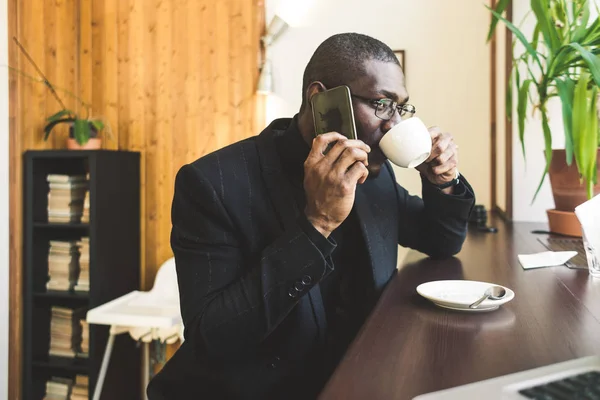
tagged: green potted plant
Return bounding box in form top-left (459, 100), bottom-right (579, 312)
top-left (487, 0), bottom-right (600, 236)
top-left (11, 36), bottom-right (108, 150)
top-left (45, 109), bottom-right (105, 150)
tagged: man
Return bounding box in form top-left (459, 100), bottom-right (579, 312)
top-left (147, 33), bottom-right (475, 399)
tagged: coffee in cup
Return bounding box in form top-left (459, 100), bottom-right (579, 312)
top-left (379, 117), bottom-right (432, 168)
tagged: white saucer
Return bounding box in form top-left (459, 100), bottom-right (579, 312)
top-left (435, 302), bottom-right (499, 313)
top-left (416, 280), bottom-right (515, 312)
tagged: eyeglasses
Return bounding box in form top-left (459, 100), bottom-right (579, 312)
top-left (351, 94), bottom-right (416, 121)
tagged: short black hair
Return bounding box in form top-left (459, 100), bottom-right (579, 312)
top-left (300, 33), bottom-right (400, 112)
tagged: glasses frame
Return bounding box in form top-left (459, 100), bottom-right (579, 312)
top-left (350, 93), bottom-right (416, 121)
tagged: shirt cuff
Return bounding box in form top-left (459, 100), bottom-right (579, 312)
top-left (297, 214), bottom-right (337, 258)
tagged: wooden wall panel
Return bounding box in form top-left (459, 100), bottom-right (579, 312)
top-left (7, 0), bottom-right (20, 397)
top-left (9, 0), bottom-right (265, 397)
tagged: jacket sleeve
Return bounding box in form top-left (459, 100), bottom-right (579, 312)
top-left (171, 163), bottom-right (335, 360)
top-left (396, 174), bottom-right (475, 258)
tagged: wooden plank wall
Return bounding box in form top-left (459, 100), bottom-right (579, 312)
top-left (8, 0), bottom-right (266, 398)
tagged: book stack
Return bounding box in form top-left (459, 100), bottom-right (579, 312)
top-left (70, 375), bottom-right (88, 400)
top-left (49, 306), bottom-right (85, 359)
top-left (74, 238), bottom-right (89, 292)
top-left (47, 241), bottom-right (79, 291)
top-left (43, 376), bottom-right (72, 399)
top-left (79, 320), bottom-right (89, 358)
top-left (81, 190), bottom-right (90, 223)
top-left (80, 173), bottom-right (90, 223)
top-left (47, 174), bottom-right (88, 223)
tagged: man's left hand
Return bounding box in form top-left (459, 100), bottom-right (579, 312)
top-left (416, 127), bottom-right (459, 187)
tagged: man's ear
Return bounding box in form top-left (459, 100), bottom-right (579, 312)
top-left (305, 81), bottom-right (327, 109)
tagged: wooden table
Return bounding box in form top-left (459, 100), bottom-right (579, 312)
top-left (319, 217), bottom-right (600, 400)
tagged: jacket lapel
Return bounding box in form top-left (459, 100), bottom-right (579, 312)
top-left (255, 124), bottom-right (299, 230)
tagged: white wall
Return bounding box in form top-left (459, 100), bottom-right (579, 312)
top-left (265, 0), bottom-right (491, 208)
top-left (0, 0), bottom-right (9, 397)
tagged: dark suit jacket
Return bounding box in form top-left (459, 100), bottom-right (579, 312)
top-left (147, 117), bottom-right (475, 400)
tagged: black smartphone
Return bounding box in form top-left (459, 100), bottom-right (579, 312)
top-left (310, 85), bottom-right (358, 140)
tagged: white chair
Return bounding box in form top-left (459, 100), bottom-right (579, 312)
top-left (86, 257), bottom-right (183, 400)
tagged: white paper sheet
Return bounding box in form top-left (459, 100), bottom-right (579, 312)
top-left (518, 251), bottom-right (578, 270)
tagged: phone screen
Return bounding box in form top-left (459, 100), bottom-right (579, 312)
top-left (311, 85), bottom-right (358, 140)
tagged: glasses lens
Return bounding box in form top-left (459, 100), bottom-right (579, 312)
top-left (374, 100), bottom-right (394, 120)
top-left (400, 104), bottom-right (416, 120)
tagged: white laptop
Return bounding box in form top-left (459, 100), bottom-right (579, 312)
top-left (414, 355), bottom-right (600, 399)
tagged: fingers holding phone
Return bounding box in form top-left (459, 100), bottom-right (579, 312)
top-left (304, 132), bottom-right (371, 238)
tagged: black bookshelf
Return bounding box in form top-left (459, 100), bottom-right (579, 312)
top-left (23, 150), bottom-right (142, 400)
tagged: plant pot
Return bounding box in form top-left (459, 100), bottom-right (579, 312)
top-left (547, 148), bottom-right (600, 237)
top-left (546, 209), bottom-right (583, 237)
top-left (67, 138), bottom-right (102, 150)
top-left (548, 149), bottom-right (600, 212)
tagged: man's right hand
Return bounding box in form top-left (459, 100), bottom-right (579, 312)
top-left (303, 132), bottom-right (371, 238)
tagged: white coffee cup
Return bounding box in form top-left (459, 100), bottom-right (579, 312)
top-left (379, 117), bottom-right (432, 168)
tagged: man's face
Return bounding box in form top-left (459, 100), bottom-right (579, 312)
top-left (347, 60), bottom-right (409, 177)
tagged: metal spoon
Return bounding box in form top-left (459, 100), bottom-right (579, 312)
top-left (469, 286), bottom-right (507, 309)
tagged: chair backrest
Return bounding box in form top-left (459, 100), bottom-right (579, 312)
top-left (150, 257), bottom-right (180, 305)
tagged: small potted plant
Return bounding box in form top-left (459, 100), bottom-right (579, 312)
top-left (10, 37), bottom-right (108, 150)
top-left (44, 109), bottom-right (105, 150)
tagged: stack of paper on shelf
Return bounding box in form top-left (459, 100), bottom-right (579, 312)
top-left (47, 241), bottom-right (79, 291)
top-left (80, 173), bottom-right (90, 223)
top-left (74, 237), bottom-right (89, 292)
top-left (79, 320), bottom-right (89, 358)
top-left (47, 174), bottom-right (88, 223)
top-left (80, 191), bottom-right (90, 223)
top-left (49, 306), bottom-right (85, 359)
top-left (43, 376), bottom-right (72, 400)
top-left (70, 375), bottom-right (88, 400)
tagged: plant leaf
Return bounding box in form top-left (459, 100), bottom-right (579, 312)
top-left (90, 119), bottom-right (104, 131)
top-left (531, 0), bottom-right (561, 52)
top-left (583, 32), bottom-right (600, 47)
top-left (556, 47), bottom-right (600, 73)
top-left (486, 5), bottom-right (545, 72)
top-left (533, 111), bottom-right (554, 203)
top-left (551, 0), bottom-right (568, 43)
top-left (584, 86), bottom-right (598, 198)
top-left (568, 43), bottom-right (600, 87)
top-left (486, 0), bottom-right (511, 42)
top-left (46, 109), bottom-right (74, 122)
top-left (43, 118), bottom-right (75, 141)
top-left (532, 23), bottom-right (541, 53)
top-left (506, 60), bottom-right (517, 122)
top-left (573, 0), bottom-right (591, 42)
top-left (518, 79), bottom-right (533, 160)
top-left (555, 77), bottom-right (575, 165)
top-left (550, 45), bottom-right (576, 77)
top-left (582, 17), bottom-right (600, 45)
top-left (73, 119), bottom-right (90, 145)
top-left (594, 156), bottom-right (598, 185)
top-left (572, 72), bottom-right (589, 181)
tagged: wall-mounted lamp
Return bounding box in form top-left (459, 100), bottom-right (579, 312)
top-left (257, 15), bottom-right (289, 95)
